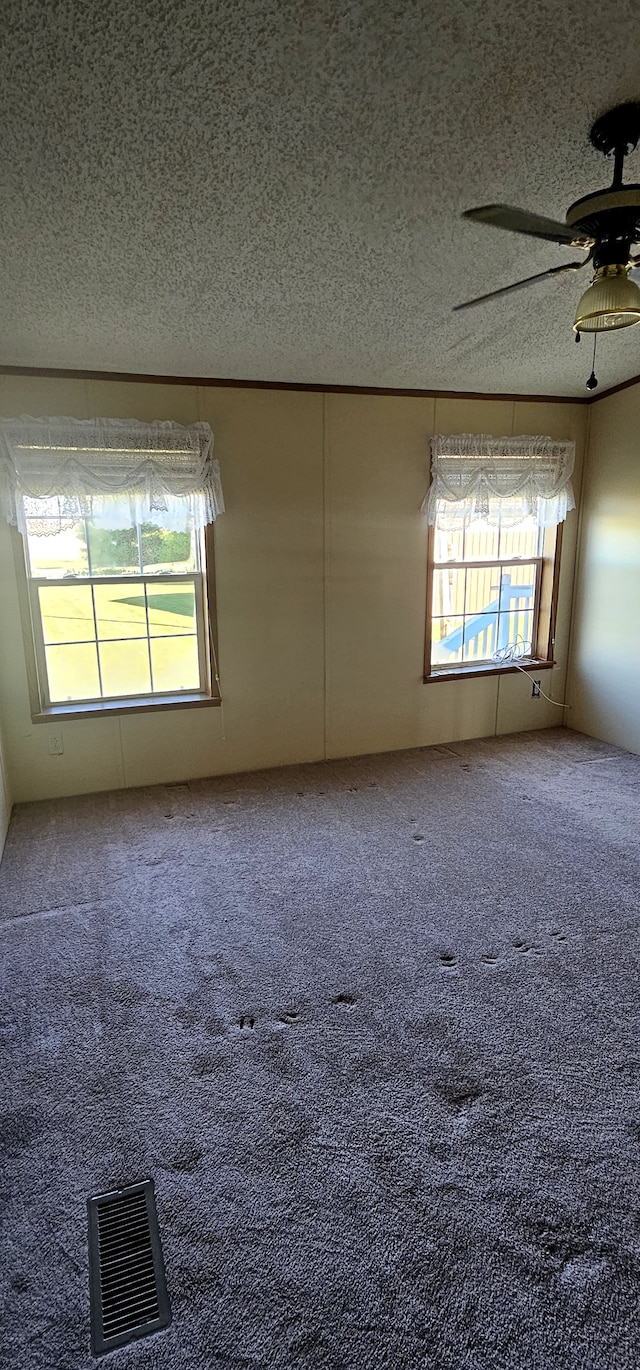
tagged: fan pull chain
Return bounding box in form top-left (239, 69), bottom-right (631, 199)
top-left (586, 333), bottom-right (598, 390)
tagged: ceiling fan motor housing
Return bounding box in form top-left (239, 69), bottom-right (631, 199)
top-left (566, 186), bottom-right (640, 269)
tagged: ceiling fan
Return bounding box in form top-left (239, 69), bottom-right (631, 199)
top-left (455, 102), bottom-right (640, 373)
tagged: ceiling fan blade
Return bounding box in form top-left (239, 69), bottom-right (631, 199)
top-left (463, 204), bottom-right (592, 248)
top-left (453, 260), bottom-right (588, 313)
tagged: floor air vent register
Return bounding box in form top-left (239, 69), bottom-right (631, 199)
top-left (88, 1179), bottom-right (171, 1356)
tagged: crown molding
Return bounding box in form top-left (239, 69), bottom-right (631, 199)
top-left (587, 369), bottom-right (640, 403)
top-left (4, 360), bottom-right (638, 405)
top-left (0, 364), bottom-right (586, 405)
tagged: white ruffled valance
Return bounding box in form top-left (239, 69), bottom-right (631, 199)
top-left (422, 433), bottom-right (575, 530)
top-left (0, 415), bottom-right (224, 533)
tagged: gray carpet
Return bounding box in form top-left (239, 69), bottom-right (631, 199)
top-left (1, 726), bottom-right (640, 1369)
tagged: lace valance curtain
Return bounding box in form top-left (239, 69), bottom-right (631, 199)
top-left (0, 415), bottom-right (224, 533)
top-left (422, 433), bottom-right (576, 529)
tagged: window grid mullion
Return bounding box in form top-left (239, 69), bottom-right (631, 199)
top-left (496, 565), bottom-right (504, 654)
top-left (37, 635), bottom-right (152, 648)
top-left (432, 557), bottom-right (543, 571)
top-left (462, 566), bottom-right (468, 663)
top-left (30, 572), bottom-right (197, 587)
top-left (90, 583), bottom-right (105, 699)
top-left (143, 580), bottom-right (155, 694)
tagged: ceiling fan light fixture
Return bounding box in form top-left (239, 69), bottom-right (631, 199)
top-left (573, 263), bottom-right (640, 332)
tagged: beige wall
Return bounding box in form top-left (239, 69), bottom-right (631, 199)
top-left (0, 374), bottom-right (586, 802)
top-left (568, 382), bottom-right (640, 753)
top-left (0, 708), bottom-right (11, 860)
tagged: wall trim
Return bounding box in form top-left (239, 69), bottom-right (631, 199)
top-left (0, 363), bottom-right (586, 405)
top-left (587, 370), bottom-right (640, 404)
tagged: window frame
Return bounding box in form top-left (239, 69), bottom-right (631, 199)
top-left (424, 521), bottom-right (562, 683)
top-left (12, 521), bottom-right (221, 722)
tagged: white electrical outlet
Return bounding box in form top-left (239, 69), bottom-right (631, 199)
top-left (48, 732), bottom-right (64, 755)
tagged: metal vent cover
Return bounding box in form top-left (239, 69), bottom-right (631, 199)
top-left (88, 1179), bottom-right (171, 1356)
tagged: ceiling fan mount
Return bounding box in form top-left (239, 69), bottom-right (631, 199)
top-left (588, 101), bottom-right (640, 161)
top-left (456, 101), bottom-right (640, 334)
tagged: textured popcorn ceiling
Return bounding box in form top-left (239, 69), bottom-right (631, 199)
top-left (2, 0), bottom-right (640, 396)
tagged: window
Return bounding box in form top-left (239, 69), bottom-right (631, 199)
top-left (22, 498), bottom-right (217, 709)
top-left (426, 503), bottom-right (561, 677)
top-left (422, 434), bottom-right (574, 681)
top-left (0, 415), bottom-right (224, 717)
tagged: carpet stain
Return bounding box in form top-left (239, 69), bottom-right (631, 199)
top-left (429, 1140), bottom-right (452, 1161)
top-left (192, 1052), bottom-right (226, 1077)
top-left (174, 1005), bottom-right (201, 1028)
top-left (0, 1108), bottom-right (43, 1156)
top-left (265, 1035), bottom-right (298, 1080)
top-left (109, 978), bottom-right (151, 1004)
top-left (330, 992), bottom-right (357, 1005)
top-left (166, 1141), bottom-right (203, 1174)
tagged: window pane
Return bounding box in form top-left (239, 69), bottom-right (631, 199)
top-left (499, 519), bottom-right (540, 560)
top-left (504, 562), bottom-right (537, 601)
top-left (45, 642), bottom-right (101, 702)
top-left (94, 582), bottom-right (148, 640)
top-left (150, 635), bottom-right (200, 692)
top-left (141, 515), bottom-right (195, 574)
top-left (432, 568), bottom-right (465, 618)
top-left (463, 615), bottom-right (497, 662)
top-left (86, 520), bottom-right (139, 574)
top-left (27, 521), bottom-right (89, 579)
top-left (99, 639), bottom-right (151, 697)
top-left (38, 585), bottom-right (95, 644)
top-left (84, 502), bottom-right (197, 576)
top-left (146, 583), bottom-right (197, 636)
top-left (464, 566), bottom-right (500, 616)
top-left (432, 616), bottom-right (463, 666)
top-left (433, 525), bottom-right (464, 561)
top-left (497, 610), bottom-right (534, 656)
top-left (463, 520), bottom-right (499, 561)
